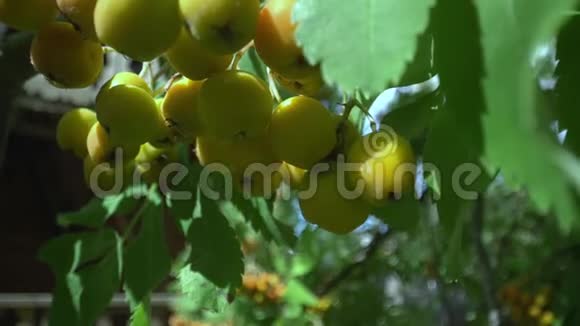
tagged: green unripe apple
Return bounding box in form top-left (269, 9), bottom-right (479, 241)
top-left (56, 108), bottom-right (97, 158)
top-left (94, 0), bottom-right (182, 61)
top-left (179, 0), bottom-right (260, 55)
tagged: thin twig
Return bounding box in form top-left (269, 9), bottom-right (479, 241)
top-left (317, 230), bottom-right (391, 296)
top-left (267, 67), bottom-right (282, 103)
top-left (154, 73), bottom-right (182, 97)
top-left (230, 41), bottom-right (254, 70)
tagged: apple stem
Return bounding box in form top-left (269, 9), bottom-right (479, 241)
top-left (267, 67), bottom-right (282, 103)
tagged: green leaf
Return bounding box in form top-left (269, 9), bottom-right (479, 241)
top-left (259, 198), bottom-right (298, 248)
top-left (129, 301), bottom-right (151, 326)
top-left (104, 184), bottom-right (151, 216)
top-left (46, 233), bottom-right (123, 326)
top-left (555, 12), bottom-right (580, 156)
top-left (57, 198), bottom-right (108, 229)
top-left (476, 0), bottom-right (580, 232)
top-left (231, 194), bottom-right (275, 242)
top-left (398, 30), bottom-right (434, 86)
top-left (231, 194), bottom-right (297, 247)
top-left (424, 0), bottom-right (490, 230)
top-left (74, 236), bottom-right (123, 325)
top-left (167, 163), bottom-right (201, 220)
top-left (290, 254), bottom-right (315, 277)
top-left (239, 47), bottom-right (268, 82)
top-left (176, 265), bottom-right (227, 314)
top-left (38, 230), bottom-right (117, 277)
top-left (40, 230), bottom-right (122, 326)
top-left (379, 88), bottom-right (439, 142)
top-left (373, 196), bottom-right (421, 233)
top-left (188, 195), bottom-right (244, 288)
top-left (124, 202), bottom-right (172, 304)
top-left (284, 280), bottom-right (318, 306)
top-left (48, 281), bottom-right (79, 326)
top-left (294, 0), bottom-right (435, 94)
top-left (57, 184), bottom-right (150, 228)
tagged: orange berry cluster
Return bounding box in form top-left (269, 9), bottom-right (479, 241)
top-left (240, 273), bottom-right (287, 305)
top-left (240, 273), bottom-right (332, 315)
top-left (499, 284), bottom-right (555, 325)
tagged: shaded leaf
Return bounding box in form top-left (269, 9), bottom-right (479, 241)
top-left (74, 239), bottom-right (123, 325)
top-left (124, 202), bottom-right (172, 303)
top-left (424, 0), bottom-right (490, 231)
top-left (188, 195), bottom-right (244, 288)
top-left (38, 230), bottom-right (117, 277)
top-left (45, 233), bottom-right (122, 326)
top-left (555, 11), bottom-right (580, 156)
top-left (231, 194), bottom-right (297, 248)
top-left (373, 196), bottom-right (421, 234)
top-left (477, 0), bottom-right (579, 232)
top-left (57, 184), bottom-right (150, 228)
top-left (167, 163), bottom-right (202, 220)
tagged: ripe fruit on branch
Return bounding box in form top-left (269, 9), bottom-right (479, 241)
top-left (56, 108), bottom-right (97, 158)
top-left (0, 0), bottom-right (58, 31)
top-left (135, 143), bottom-right (179, 184)
top-left (196, 136), bottom-right (277, 173)
top-left (198, 71), bottom-right (273, 141)
top-left (149, 98), bottom-right (177, 148)
top-left (162, 77), bottom-right (204, 140)
top-left (95, 81), bottom-right (164, 146)
top-left (299, 172), bottom-right (371, 234)
top-left (99, 72), bottom-right (152, 95)
top-left (279, 162), bottom-right (307, 190)
top-left (30, 21), bottom-right (103, 88)
top-left (86, 122), bottom-right (139, 163)
top-left (270, 96), bottom-right (337, 169)
top-left (179, 0), bottom-right (260, 55)
top-left (165, 27), bottom-right (233, 81)
top-left (56, 0), bottom-right (98, 40)
top-left (94, 0), bottom-right (181, 61)
top-left (271, 69), bottom-right (325, 97)
top-left (196, 135), bottom-right (282, 197)
top-left (254, 0), bottom-right (316, 78)
top-left (347, 131), bottom-right (416, 205)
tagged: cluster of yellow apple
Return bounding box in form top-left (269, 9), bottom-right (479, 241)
top-left (55, 72), bottom-right (181, 190)
top-left (4, 0), bottom-right (416, 234)
top-left (1, 0), bottom-right (324, 94)
top-left (191, 74), bottom-right (416, 234)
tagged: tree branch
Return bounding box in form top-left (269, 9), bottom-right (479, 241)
top-left (317, 229), bottom-right (391, 296)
